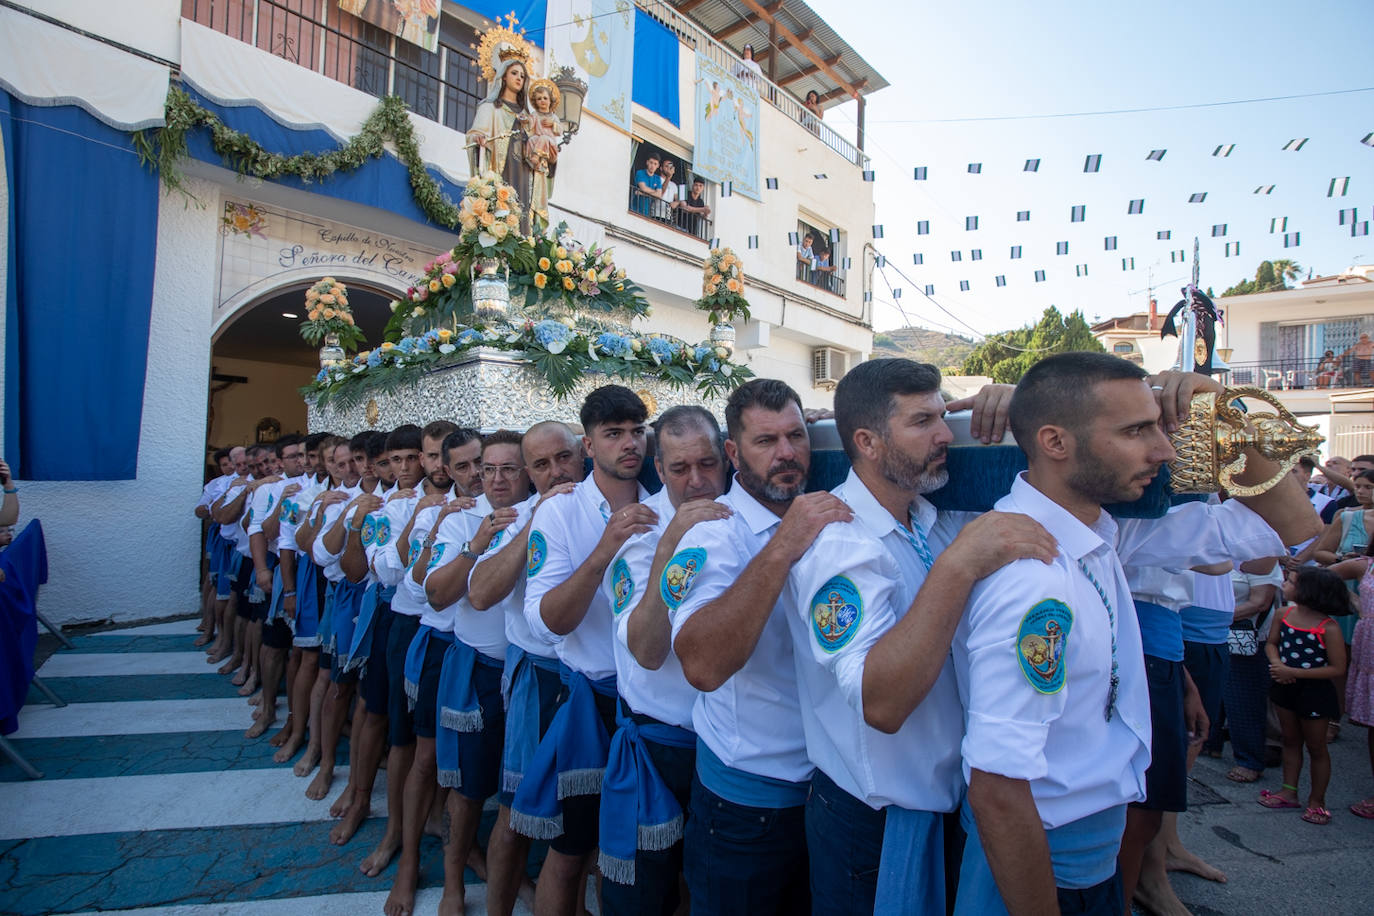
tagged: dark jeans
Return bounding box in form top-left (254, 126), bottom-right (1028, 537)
top-left (1224, 651), bottom-right (1271, 772)
top-left (683, 774), bottom-right (809, 915)
top-left (1057, 873), bottom-right (1124, 915)
top-left (805, 767), bottom-right (886, 915)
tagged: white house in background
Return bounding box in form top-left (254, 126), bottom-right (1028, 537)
top-left (1090, 298), bottom-right (1183, 374)
top-left (2, 0), bottom-right (885, 626)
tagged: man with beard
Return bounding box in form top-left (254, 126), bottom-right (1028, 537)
top-left (599, 406), bottom-right (732, 915)
top-left (356, 419), bottom-right (458, 878)
top-left (778, 360), bottom-right (1055, 916)
top-left (513, 386), bottom-right (652, 916)
top-left (952, 353), bottom-right (1319, 915)
top-left (666, 378), bottom-right (851, 914)
top-left (467, 420), bottom-right (583, 916)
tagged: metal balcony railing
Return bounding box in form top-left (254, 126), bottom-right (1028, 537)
top-left (627, 187), bottom-right (713, 243)
top-left (796, 258), bottom-right (847, 297)
top-left (182, 0), bottom-right (482, 135)
top-left (1224, 356), bottom-right (1374, 391)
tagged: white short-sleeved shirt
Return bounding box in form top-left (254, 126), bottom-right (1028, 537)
top-left (782, 469), bottom-right (974, 812)
top-left (276, 475), bottom-right (327, 556)
top-left (473, 492), bottom-right (554, 656)
top-left (368, 489), bottom-right (427, 589)
top-left (246, 476), bottom-right (297, 546)
top-left (425, 498), bottom-right (509, 657)
top-left (525, 476), bottom-right (650, 681)
top-left (668, 477), bottom-right (810, 784)
top-left (606, 486), bottom-right (697, 729)
top-left (198, 474), bottom-right (235, 511)
top-left (217, 477), bottom-right (251, 546)
top-left (955, 473), bottom-right (1284, 829)
top-left (397, 491), bottom-right (476, 619)
top-left (310, 483), bottom-right (366, 582)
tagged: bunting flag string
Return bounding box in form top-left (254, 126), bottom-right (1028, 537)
top-left (1338, 208), bottom-right (1358, 226)
top-left (912, 253), bottom-right (923, 264)
top-left (747, 235), bottom-right (759, 249)
top-left (968, 163), bottom-right (982, 173)
top-left (1188, 192), bottom-right (1207, 203)
top-left (959, 280), bottom-right (970, 291)
top-left (913, 166), bottom-right (927, 180)
top-left (995, 275), bottom-right (1007, 286)
top-left (1024, 159), bottom-right (1040, 171)
top-left (1010, 245), bottom-right (1022, 258)
top-left (1017, 210), bottom-right (1031, 221)
top-left (971, 249), bottom-right (983, 260)
top-left (1158, 230), bottom-right (1172, 239)
top-left (1104, 236), bottom-right (1118, 250)
top-left (1282, 138), bottom-right (1309, 151)
top-left (1070, 205), bottom-right (1086, 222)
top-left (1225, 242), bottom-right (1241, 256)
top-left (1034, 270), bottom-right (1046, 282)
top-left (1146, 149), bottom-right (1166, 161)
top-left (1254, 184), bottom-right (1275, 194)
top-left (951, 250), bottom-right (962, 262)
top-left (1083, 154), bottom-right (1102, 173)
top-left (1328, 177), bottom-right (1350, 197)
top-left (1212, 224), bottom-right (1228, 237)
top-left (966, 216), bottom-right (979, 230)
top-left (1128, 199), bottom-right (1144, 214)
top-left (1270, 217), bottom-right (1287, 233)
top-left (1076, 264), bottom-right (1089, 276)
top-left (917, 221), bottom-right (929, 234)
top-left (1284, 232), bottom-right (1301, 247)
top-left (862, 170), bottom-right (875, 181)
top-left (1056, 241), bottom-right (1069, 255)
top-left (1213, 144), bottom-right (1235, 157)
top-left (1354, 222), bottom-right (1370, 237)
top-left (1122, 257), bottom-right (1135, 270)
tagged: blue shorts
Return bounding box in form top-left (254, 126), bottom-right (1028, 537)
top-left (499, 655), bottom-right (563, 807)
top-left (1135, 655), bottom-right (1188, 813)
top-left (386, 612), bottom-right (423, 747)
top-left (1183, 640), bottom-right (1229, 725)
top-left (548, 684), bottom-right (618, 858)
top-left (805, 767), bottom-right (887, 916)
top-left (682, 774), bottom-right (810, 915)
top-left (436, 646), bottom-right (506, 801)
top-left (358, 600), bottom-right (393, 715)
top-left (410, 630), bottom-right (448, 740)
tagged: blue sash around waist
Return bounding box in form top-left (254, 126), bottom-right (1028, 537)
top-left (696, 738), bottom-right (810, 809)
top-left (403, 625), bottom-right (451, 708)
top-left (501, 646), bottom-right (560, 795)
top-left (326, 577), bottom-right (368, 658)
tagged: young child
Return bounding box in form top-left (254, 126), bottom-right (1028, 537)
top-left (523, 79), bottom-right (562, 226)
top-left (1258, 567), bottom-right (1350, 824)
top-left (1329, 544), bottom-right (1374, 817)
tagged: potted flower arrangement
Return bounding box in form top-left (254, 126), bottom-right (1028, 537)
top-left (695, 247), bottom-right (751, 356)
top-left (299, 277), bottom-right (366, 367)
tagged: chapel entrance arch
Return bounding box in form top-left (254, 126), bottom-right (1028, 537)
top-left (206, 275), bottom-right (400, 456)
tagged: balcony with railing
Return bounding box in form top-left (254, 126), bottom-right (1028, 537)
top-left (1225, 356), bottom-right (1374, 391)
top-left (182, 0), bottom-right (482, 133)
top-left (626, 187), bottom-right (714, 243)
top-left (796, 259), bottom-right (846, 297)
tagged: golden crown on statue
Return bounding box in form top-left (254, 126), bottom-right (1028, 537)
top-left (1169, 387), bottom-right (1325, 497)
top-left (472, 12), bottom-right (534, 82)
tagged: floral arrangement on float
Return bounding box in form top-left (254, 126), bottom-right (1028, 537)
top-left (299, 277), bottom-right (366, 367)
top-left (695, 246), bottom-right (751, 357)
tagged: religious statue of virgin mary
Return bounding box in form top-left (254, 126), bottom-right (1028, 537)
top-left (467, 19), bottom-right (536, 229)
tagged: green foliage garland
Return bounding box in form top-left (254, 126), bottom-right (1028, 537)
top-left (133, 86), bottom-right (462, 229)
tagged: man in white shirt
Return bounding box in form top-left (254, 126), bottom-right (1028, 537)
top-left (599, 406), bottom-right (731, 915)
top-left (384, 426), bottom-right (483, 916)
top-left (194, 446), bottom-right (237, 647)
top-left (210, 445), bottom-right (279, 674)
top-left (668, 379), bottom-right (851, 914)
top-left (954, 353), bottom-right (1319, 915)
top-left (513, 385), bottom-right (653, 916)
top-left (424, 430), bottom-right (527, 916)
top-left (781, 360), bottom-right (1051, 916)
top-left (468, 421), bottom-right (584, 916)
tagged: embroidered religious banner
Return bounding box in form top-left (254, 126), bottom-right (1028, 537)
top-left (339, 0), bottom-right (440, 53)
top-left (544, 0), bottom-right (635, 132)
top-left (693, 55), bottom-right (760, 200)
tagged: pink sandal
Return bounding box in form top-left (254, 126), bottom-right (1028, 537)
top-left (1258, 789), bottom-right (1300, 809)
top-left (1349, 799), bottom-right (1374, 819)
top-left (1302, 806), bottom-right (1332, 825)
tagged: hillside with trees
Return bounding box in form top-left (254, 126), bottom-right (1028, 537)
top-left (960, 306), bottom-right (1103, 383)
top-left (871, 327), bottom-right (977, 371)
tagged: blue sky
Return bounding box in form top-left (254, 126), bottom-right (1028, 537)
top-left (803, 0), bottom-right (1374, 336)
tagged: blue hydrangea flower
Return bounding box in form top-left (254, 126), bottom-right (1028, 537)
top-left (693, 346), bottom-right (712, 363)
top-left (532, 320), bottom-right (572, 348)
top-left (415, 336), bottom-right (432, 352)
top-left (707, 358), bottom-right (721, 372)
top-left (367, 349), bottom-right (384, 368)
top-left (597, 333), bottom-right (633, 358)
top-left (397, 337), bottom-right (418, 354)
top-left (315, 368), bottom-right (330, 383)
top-left (458, 328), bottom-right (483, 345)
top-left (647, 338), bottom-right (676, 362)
top-left (423, 328), bottom-right (441, 343)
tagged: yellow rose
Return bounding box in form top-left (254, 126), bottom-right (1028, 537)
top-left (480, 212), bottom-right (495, 228)
top-left (715, 346), bottom-right (730, 359)
top-left (342, 313), bottom-right (355, 325)
top-left (616, 268), bottom-right (626, 280)
top-left (381, 341), bottom-right (395, 350)
top-left (429, 279), bottom-right (441, 292)
top-left (322, 276), bottom-right (337, 284)
top-left (556, 246), bottom-right (568, 259)
top-left (727, 278), bottom-right (742, 293)
top-left (496, 186), bottom-right (511, 202)
top-left (412, 307), bottom-right (425, 317)
top-left (308, 309), bottom-right (321, 320)
top-left (492, 221), bottom-right (509, 240)
top-left (562, 276), bottom-right (575, 291)
top-left (534, 272), bottom-right (548, 289)
top-left (460, 216), bottom-right (477, 232)
top-left (336, 295), bottom-right (348, 307)
top-left (438, 328), bottom-right (453, 341)
top-left (539, 257), bottom-right (551, 271)
top-left (473, 197), bottom-right (489, 215)
top-left (306, 289), bottom-right (320, 301)
top-left (319, 293), bottom-right (335, 305)
top-left (442, 273), bottom-right (456, 288)
top-left (585, 269), bottom-right (598, 282)
top-left (506, 213), bottom-right (520, 229)
top-left (358, 350), bottom-right (370, 360)
top-left (322, 308), bottom-right (337, 319)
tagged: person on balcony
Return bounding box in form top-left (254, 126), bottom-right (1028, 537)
top-left (633, 154), bottom-right (663, 217)
top-left (658, 159), bottom-right (682, 222)
top-left (1343, 333), bottom-right (1374, 387)
top-left (1317, 350), bottom-right (1341, 388)
top-left (678, 177), bottom-right (711, 235)
top-left (733, 44), bottom-right (763, 92)
top-left (802, 90), bottom-right (824, 135)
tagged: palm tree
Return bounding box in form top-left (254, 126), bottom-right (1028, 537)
top-left (1271, 258), bottom-right (1303, 288)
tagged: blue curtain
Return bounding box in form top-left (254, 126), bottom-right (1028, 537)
top-left (632, 9), bottom-right (680, 126)
top-left (2, 93), bottom-right (158, 480)
top-left (459, 0), bottom-right (549, 46)
top-left (183, 86), bottom-right (467, 232)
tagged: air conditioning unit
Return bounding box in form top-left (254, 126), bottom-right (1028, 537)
top-left (813, 347), bottom-right (845, 389)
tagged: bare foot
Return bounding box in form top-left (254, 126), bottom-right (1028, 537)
top-left (331, 786), bottom-right (356, 818)
top-left (306, 764), bottom-right (335, 800)
top-left (268, 717), bottom-right (293, 747)
top-left (248, 691), bottom-right (263, 707)
top-left (245, 709), bottom-right (275, 739)
top-left (360, 832), bottom-right (401, 876)
top-left (237, 677), bottom-right (258, 696)
top-left (438, 888), bottom-right (465, 916)
top-left (384, 862), bottom-right (419, 916)
top-left (206, 647), bottom-right (230, 664)
top-left (331, 798), bottom-right (371, 845)
top-left (273, 733), bottom-right (305, 764)
top-left (231, 667), bottom-right (248, 687)
top-left (218, 658), bottom-right (240, 676)
top-left (1134, 873), bottom-right (1194, 916)
top-left (193, 633), bottom-right (213, 647)
top-left (293, 743), bottom-right (322, 777)
top-left (1166, 845), bottom-right (1227, 883)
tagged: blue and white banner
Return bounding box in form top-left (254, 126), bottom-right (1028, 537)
top-left (545, 0), bottom-right (634, 132)
top-left (693, 55), bottom-right (760, 200)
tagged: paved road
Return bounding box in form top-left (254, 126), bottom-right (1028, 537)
top-left (1170, 732), bottom-right (1373, 915)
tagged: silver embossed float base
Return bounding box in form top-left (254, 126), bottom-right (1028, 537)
top-left (306, 349), bottom-right (727, 434)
